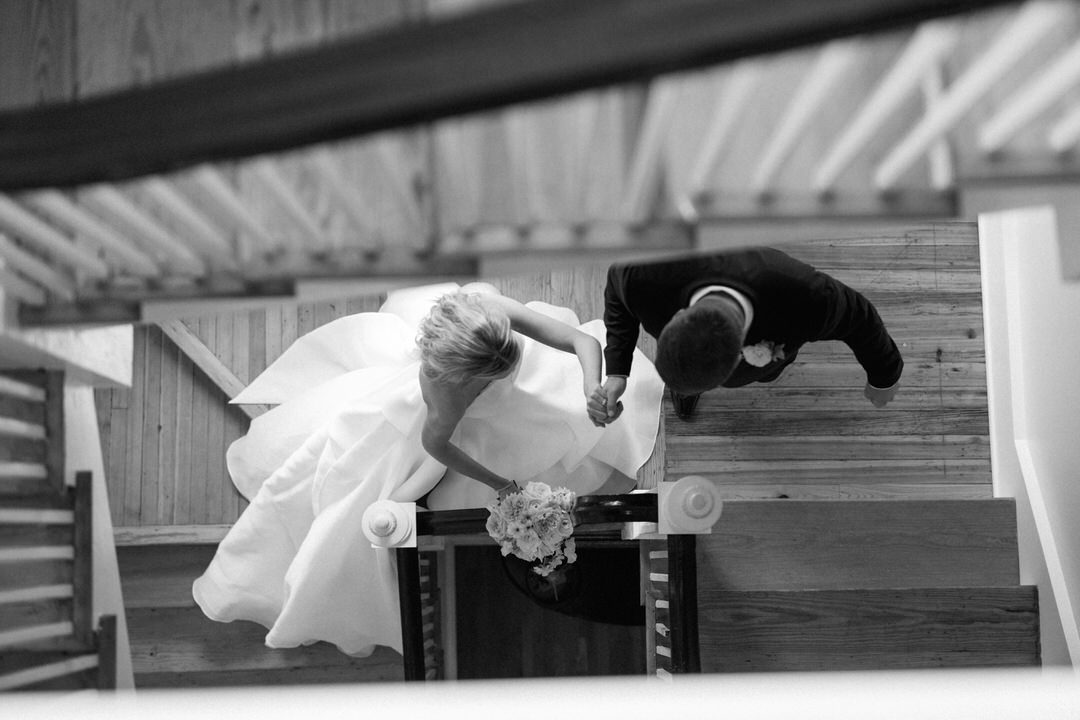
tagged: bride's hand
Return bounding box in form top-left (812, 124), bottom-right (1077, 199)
top-left (497, 481), bottom-right (519, 500)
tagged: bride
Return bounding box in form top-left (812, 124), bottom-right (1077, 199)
top-left (192, 282), bottom-right (663, 657)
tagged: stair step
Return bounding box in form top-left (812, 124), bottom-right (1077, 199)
top-left (125, 606), bottom-right (403, 687)
top-left (698, 586), bottom-right (1039, 672)
top-left (117, 545), bottom-right (217, 609)
top-left (685, 499), bottom-right (1018, 590)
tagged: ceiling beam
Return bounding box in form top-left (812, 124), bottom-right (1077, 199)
top-left (0, 0), bottom-right (1017, 192)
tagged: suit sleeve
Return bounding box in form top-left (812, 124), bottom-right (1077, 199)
top-left (815, 277), bottom-right (904, 388)
top-left (602, 265), bottom-right (641, 377)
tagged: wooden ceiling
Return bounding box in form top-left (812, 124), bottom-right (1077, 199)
top-left (1, 0), bottom-right (1078, 325)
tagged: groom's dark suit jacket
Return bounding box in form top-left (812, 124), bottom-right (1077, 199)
top-left (603, 247), bottom-right (904, 388)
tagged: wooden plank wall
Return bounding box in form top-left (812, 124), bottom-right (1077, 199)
top-left (667, 223), bottom-right (989, 499)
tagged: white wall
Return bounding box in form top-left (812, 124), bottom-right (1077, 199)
top-left (64, 384), bottom-right (135, 689)
top-left (979, 206), bottom-right (1080, 667)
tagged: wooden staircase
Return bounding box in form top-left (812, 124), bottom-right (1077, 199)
top-left (115, 539), bottom-right (404, 687)
top-left (646, 497), bottom-right (1039, 674)
top-left (0, 371), bottom-right (118, 691)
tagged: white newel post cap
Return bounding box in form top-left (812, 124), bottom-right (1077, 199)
top-left (658, 475), bottom-right (723, 535)
top-left (362, 500), bottom-right (417, 548)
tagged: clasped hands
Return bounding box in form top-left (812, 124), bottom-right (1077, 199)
top-left (586, 376), bottom-right (626, 427)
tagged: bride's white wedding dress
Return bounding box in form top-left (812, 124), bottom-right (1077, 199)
top-left (192, 283), bottom-right (664, 656)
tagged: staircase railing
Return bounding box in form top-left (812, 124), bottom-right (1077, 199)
top-left (377, 490), bottom-right (709, 680)
top-left (0, 370), bottom-right (118, 691)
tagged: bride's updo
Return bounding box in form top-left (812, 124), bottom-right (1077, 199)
top-left (417, 292), bottom-right (522, 384)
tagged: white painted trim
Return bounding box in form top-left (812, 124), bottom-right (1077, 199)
top-left (0, 546), bottom-right (74, 563)
top-left (0, 374), bottom-right (45, 402)
top-left (0, 653), bottom-right (97, 691)
top-left (0, 583), bottom-right (73, 605)
top-left (0, 509), bottom-right (73, 524)
top-left (0, 621), bottom-right (73, 649)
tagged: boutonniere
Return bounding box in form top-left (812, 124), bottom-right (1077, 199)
top-left (742, 340), bottom-right (785, 367)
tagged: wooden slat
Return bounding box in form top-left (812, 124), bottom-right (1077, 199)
top-left (0, 233), bottom-right (75, 300)
top-left (0, 417), bottom-right (46, 441)
top-left (0, 194), bottom-right (108, 277)
top-left (80, 186), bottom-right (205, 274)
top-left (249, 159), bottom-right (326, 247)
top-left (0, 653), bottom-right (97, 691)
top-left (0, 508), bottom-right (72, 524)
top-left (0, 463), bottom-right (47, 480)
top-left (750, 40), bottom-right (860, 195)
top-left (114, 524), bottom-right (230, 546)
top-left (813, 21), bottom-right (960, 192)
top-left (0, 621), bottom-right (72, 648)
top-left (139, 177), bottom-right (236, 263)
top-left (694, 499), bottom-right (1018, 590)
top-left (685, 63), bottom-right (762, 200)
top-left (0, 0), bottom-right (1015, 191)
top-left (18, 189), bottom-right (160, 276)
top-left (698, 586), bottom-right (1039, 672)
top-left (0, 546), bottom-right (73, 563)
top-left (0, 584), bottom-right (72, 605)
top-left (184, 165), bottom-right (277, 252)
top-left (620, 78), bottom-right (686, 223)
top-left (96, 614), bottom-right (118, 690)
top-left (978, 37), bottom-right (1080, 153)
top-left (0, 265), bottom-right (47, 305)
top-left (875, 1), bottom-right (1071, 189)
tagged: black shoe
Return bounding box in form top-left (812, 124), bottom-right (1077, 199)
top-left (668, 388), bottom-right (701, 420)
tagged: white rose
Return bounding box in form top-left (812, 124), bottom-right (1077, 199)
top-left (523, 482), bottom-right (553, 501)
top-left (742, 341), bottom-right (774, 367)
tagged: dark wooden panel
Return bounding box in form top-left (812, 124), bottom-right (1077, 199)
top-left (698, 586), bottom-right (1039, 672)
top-left (0, 523), bottom-right (72, 548)
top-left (693, 499), bottom-right (1018, 591)
top-left (0, 0), bottom-right (75, 110)
top-left (0, 395), bottom-right (46, 425)
top-left (0, 559), bottom-right (71, 589)
top-left (0, 436), bottom-right (46, 464)
top-left (0, 0), bottom-right (1015, 190)
top-left (118, 545), bottom-right (231, 610)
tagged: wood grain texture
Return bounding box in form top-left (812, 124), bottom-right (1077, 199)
top-left (691, 499), bottom-right (1018, 591)
top-left (0, 0), bottom-right (1014, 190)
top-left (125, 605), bottom-right (404, 684)
top-left (697, 586), bottom-right (1039, 672)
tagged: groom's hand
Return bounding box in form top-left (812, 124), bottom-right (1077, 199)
top-left (864, 381), bottom-right (898, 408)
top-left (598, 376), bottom-right (628, 423)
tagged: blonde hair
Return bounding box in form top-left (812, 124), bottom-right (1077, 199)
top-left (417, 292), bottom-right (522, 384)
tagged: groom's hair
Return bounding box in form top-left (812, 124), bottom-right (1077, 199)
top-left (418, 292), bottom-right (522, 384)
top-left (655, 299), bottom-right (744, 394)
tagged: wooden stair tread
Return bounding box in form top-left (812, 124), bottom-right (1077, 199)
top-left (117, 545), bottom-right (217, 609)
top-left (684, 499), bottom-right (1018, 590)
top-left (125, 605), bottom-right (402, 685)
top-left (697, 586), bottom-right (1039, 672)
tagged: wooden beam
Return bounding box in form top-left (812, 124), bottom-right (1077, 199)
top-left (0, 265), bottom-right (47, 306)
top-left (875, 1), bottom-right (1070, 189)
top-left (156, 320), bottom-right (266, 419)
top-left (80, 186), bottom-right (205, 275)
top-left (0, 195), bottom-right (109, 278)
top-left (978, 37), bottom-right (1080, 153)
top-left (184, 165), bottom-right (277, 252)
top-left (750, 41), bottom-right (861, 196)
top-left (620, 79), bottom-right (687, 223)
top-left (0, 234), bottom-right (76, 300)
top-left (113, 524), bottom-right (231, 546)
top-left (1048, 102), bottom-right (1080, 152)
top-left (685, 63), bottom-right (762, 202)
top-left (0, 0), bottom-right (1017, 191)
top-left (18, 190), bottom-right (160, 277)
top-left (308, 149), bottom-right (382, 250)
top-left (139, 178), bottom-right (236, 265)
top-left (248, 159), bottom-right (326, 248)
top-left (922, 63), bottom-right (956, 190)
top-left (72, 471), bottom-right (94, 647)
top-left (813, 21), bottom-right (960, 193)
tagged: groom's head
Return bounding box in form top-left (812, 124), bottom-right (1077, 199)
top-left (655, 296), bottom-right (745, 395)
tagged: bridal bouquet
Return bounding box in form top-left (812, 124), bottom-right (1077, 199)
top-left (486, 482), bottom-right (577, 576)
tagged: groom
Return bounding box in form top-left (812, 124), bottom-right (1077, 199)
top-left (587, 246), bottom-right (904, 422)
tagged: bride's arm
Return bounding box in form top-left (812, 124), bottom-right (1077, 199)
top-left (481, 295), bottom-right (603, 398)
top-left (420, 376), bottom-right (517, 496)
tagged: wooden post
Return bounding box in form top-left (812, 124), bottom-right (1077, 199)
top-left (96, 614), bottom-right (118, 690)
top-left (72, 471), bottom-right (94, 648)
top-left (666, 533), bottom-right (700, 673)
top-left (44, 371), bottom-right (65, 495)
top-left (396, 547), bottom-right (426, 681)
